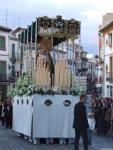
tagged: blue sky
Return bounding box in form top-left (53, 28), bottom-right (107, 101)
top-left (0, 0), bottom-right (113, 54)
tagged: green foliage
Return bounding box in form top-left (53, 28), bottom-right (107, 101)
top-left (8, 73), bottom-right (36, 96)
top-left (46, 89), bottom-right (54, 95)
top-left (69, 90), bottom-right (77, 96)
top-left (36, 88), bottom-right (45, 95)
top-left (61, 90), bottom-right (68, 95)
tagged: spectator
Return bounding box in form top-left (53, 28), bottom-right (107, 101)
top-left (87, 112), bottom-right (95, 145)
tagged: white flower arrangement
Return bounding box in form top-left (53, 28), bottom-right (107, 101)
top-left (8, 73), bottom-right (36, 97)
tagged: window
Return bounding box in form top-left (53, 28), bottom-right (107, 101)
top-left (12, 64), bottom-right (15, 77)
top-left (0, 61), bottom-right (6, 81)
top-left (0, 61), bottom-right (6, 73)
top-left (109, 57), bottom-right (113, 80)
top-left (0, 36), bottom-right (6, 50)
top-left (12, 43), bottom-right (15, 58)
top-left (110, 86), bottom-right (113, 97)
top-left (107, 85), bottom-right (110, 97)
top-left (108, 33), bottom-right (112, 48)
top-left (76, 51), bottom-right (79, 58)
top-left (18, 34), bottom-right (21, 41)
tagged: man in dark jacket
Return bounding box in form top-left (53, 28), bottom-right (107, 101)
top-left (73, 95), bottom-right (89, 150)
top-left (5, 101), bottom-right (12, 129)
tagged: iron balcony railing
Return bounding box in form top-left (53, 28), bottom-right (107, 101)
top-left (0, 73), bottom-right (15, 82)
top-left (0, 73), bottom-right (7, 81)
top-left (106, 72), bottom-right (113, 83)
top-left (106, 77), bottom-right (113, 83)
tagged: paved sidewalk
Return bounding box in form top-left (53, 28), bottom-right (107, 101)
top-left (0, 128), bottom-right (113, 150)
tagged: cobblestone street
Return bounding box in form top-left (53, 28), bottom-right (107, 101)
top-left (0, 128), bottom-right (113, 150)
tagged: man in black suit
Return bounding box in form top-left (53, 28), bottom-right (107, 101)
top-left (73, 95), bottom-right (89, 150)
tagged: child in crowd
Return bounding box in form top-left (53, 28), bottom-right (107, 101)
top-left (87, 112), bottom-right (95, 145)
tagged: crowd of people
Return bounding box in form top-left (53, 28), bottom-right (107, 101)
top-left (0, 94), bottom-right (113, 149)
top-left (0, 98), bottom-right (12, 129)
top-left (91, 97), bottom-right (113, 136)
top-left (73, 95), bottom-right (113, 150)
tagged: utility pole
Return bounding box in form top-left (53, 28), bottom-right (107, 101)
top-left (18, 17), bottom-right (20, 27)
top-left (6, 9), bottom-right (8, 27)
top-left (3, 9), bottom-right (8, 27)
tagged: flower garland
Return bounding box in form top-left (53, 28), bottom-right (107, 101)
top-left (7, 73), bottom-right (86, 97)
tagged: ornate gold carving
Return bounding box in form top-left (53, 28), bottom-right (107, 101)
top-left (40, 16), bottom-right (52, 29)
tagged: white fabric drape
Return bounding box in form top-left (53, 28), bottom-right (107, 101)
top-left (33, 95), bottom-right (79, 138)
top-left (13, 94), bottom-right (79, 138)
top-left (13, 95), bottom-right (33, 136)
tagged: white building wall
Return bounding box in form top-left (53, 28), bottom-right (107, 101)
top-left (0, 30), bottom-right (19, 77)
top-left (104, 30), bottom-right (113, 97)
top-left (0, 31), bottom-right (10, 75)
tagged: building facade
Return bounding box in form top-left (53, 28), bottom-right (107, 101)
top-left (0, 26), bottom-right (22, 98)
top-left (0, 26), bottom-right (12, 98)
top-left (11, 27), bottom-right (24, 78)
top-left (99, 13), bottom-right (113, 98)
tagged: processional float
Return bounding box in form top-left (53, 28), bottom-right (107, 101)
top-left (12, 16), bottom-right (81, 140)
top-left (19, 15), bottom-right (80, 90)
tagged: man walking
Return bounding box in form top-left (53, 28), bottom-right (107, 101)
top-left (73, 95), bottom-right (89, 150)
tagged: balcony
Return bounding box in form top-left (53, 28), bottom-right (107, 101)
top-left (9, 52), bottom-right (21, 63)
top-left (106, 72), bottom-right (113, 83)
top-left (0, 73), bottom-right (15, 83)
top-left (0, 73), bottom-right (7, 82)
top-left (81, 57), bottom-right (88, 62)
top-left (106, 77), bottom-right (113, 83)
